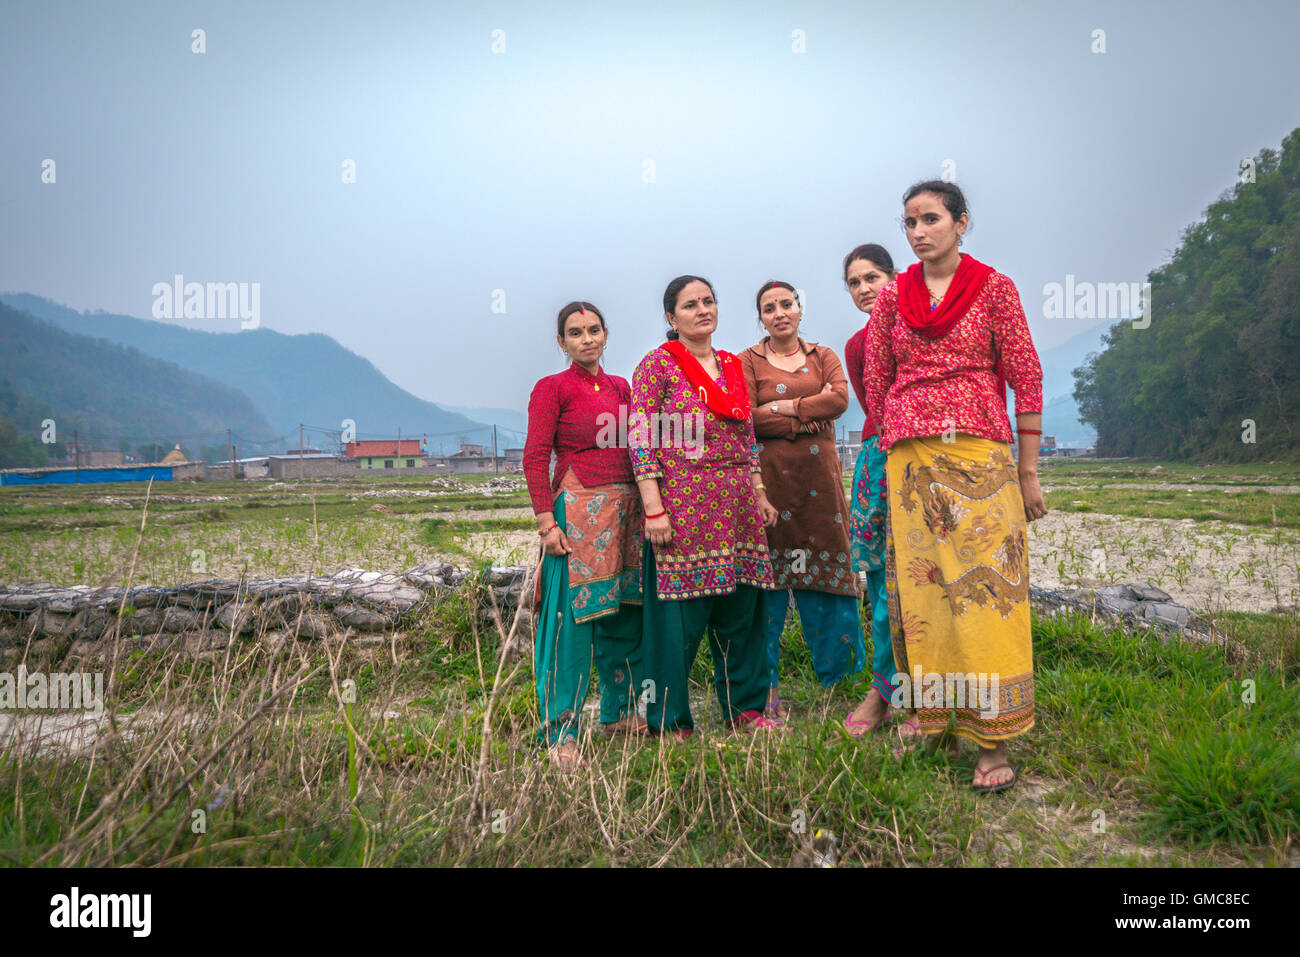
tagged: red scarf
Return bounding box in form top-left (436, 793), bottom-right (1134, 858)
top-left (662, 340), bottom-right (750, 420)
top-left (897, 253), bottom-right (993, 338)
top-left (897, 254), bottom-right (1007, 412)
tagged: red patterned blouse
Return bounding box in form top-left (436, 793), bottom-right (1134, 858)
top-left (523, 363), bottom-right (636, 514)
top-left (865, 270), bottom-right (1043, 451)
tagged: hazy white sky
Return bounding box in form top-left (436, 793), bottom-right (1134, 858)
top-left (3, 0), bottom-right (1298, 412)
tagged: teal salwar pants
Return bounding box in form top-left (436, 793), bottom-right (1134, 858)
top-left (534, 494), bottom-right (644, 746)
top-left (640, 542), bottom-right (770, 733)
top-left (761, 588), bottom-right (866, 688)
top-left (850, 435), bottom-right (897, 703)
top-left (864, 569), bottom-right (895, 703)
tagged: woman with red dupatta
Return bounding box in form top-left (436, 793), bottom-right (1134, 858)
top-left (866, 181), bottom-right (1046, 794)
top-left (630, 275), bottom-right (782, 738)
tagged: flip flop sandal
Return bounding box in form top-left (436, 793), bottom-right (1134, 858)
top-left (972, 762), bottom-right (1018, 794)
top-left (767, 697), bottom-right (789, 720)
top-left (843, 707), bottom-right (891, 739)
top-left (726, 709), bottom-right (787, 737)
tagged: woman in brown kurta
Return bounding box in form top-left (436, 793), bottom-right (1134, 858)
top-left (740, 281), bottom-right (866, 718)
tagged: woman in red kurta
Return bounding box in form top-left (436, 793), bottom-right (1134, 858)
top-left (524, 301), bottom-right (646, 770)
top-left (866, 180), bottom-right (1046, 793)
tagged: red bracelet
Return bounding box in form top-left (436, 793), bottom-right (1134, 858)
top-left (643, 508), bottom-right (666, 520)
top-left (1017, 428), bottom-right (1042, 435)
top-left (538, 522), bottom-right (559, 536)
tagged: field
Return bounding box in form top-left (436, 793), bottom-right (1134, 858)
top-left (1, 460), bottom-right (1297, 866)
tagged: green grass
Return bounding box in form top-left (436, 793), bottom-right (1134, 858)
top-left (1045, 487), bottom-right (1300, 529)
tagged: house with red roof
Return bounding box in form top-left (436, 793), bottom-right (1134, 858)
top-left (344, 438), bottom-right (426, 470)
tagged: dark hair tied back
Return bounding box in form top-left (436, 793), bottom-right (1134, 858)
top-left (754, 280), bottom-right (799, 317)
top-left (842, 244), bottom-right (896, 281)
top-left (556, 301), bottom-right (605, 339)
top-left (662, 275), bottom-right (715, 340)
top-left (901, 179), bottom-right (970, 228)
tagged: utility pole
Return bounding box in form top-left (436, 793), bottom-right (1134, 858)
top-left (74, 427), bottom-right (80, 483)
top-left (299, 423), bottom-right (304, 479)
top-left (493, 424), bottom-right (498, 473)
top-left (228, 429), bottom-right (234, 482)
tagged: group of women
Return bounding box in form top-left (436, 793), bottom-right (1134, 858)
top-left (521, 179), bottom-right (1046, 793)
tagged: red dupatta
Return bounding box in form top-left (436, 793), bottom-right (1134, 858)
top-left (897, 253), bottom-right (993, 338)
top-left (897, 253), bottom-right (1008, 412)
top-left (661, 340), bottom-right (750, 420)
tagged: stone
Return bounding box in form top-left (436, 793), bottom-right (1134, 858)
top-left (333, 604), bottom-right (392, 632)
top-left (288, 613), bottom-right (336, 640)
top-left (215, 602), bottom-right (256, 635)
top-left (1129, 582), bottom-right (1173, 602)
top-left (159, 607), bottom-right (198, 632)
top-left (1139, 602), bottom-right (1193, 628)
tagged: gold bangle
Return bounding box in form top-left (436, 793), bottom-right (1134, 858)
top-left (755, 483), bottom-right (766, 491)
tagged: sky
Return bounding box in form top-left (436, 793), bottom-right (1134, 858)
top-left (3, 0), bottom-right (1299, 415)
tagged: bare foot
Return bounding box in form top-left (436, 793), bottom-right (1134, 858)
top-left (766, 688), bottom-right (789, 720)
top-left (601, 714), bottom-right (648, 736)
top-left (890, 713), bottom-right (924, 759)
top-left (844, 692), bottom-right (890, 738)
top-left (548, 737), bottom-right (584, 771)
top-left (972, 744), bottom-right (1016, 790)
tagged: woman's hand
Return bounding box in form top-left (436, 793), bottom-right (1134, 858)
top-left (1019, 470), bottom-right (1047, 521)
top-left (756, 494), bottom-right (779, 528)
top-left (645, 512), bottom-right (673, 547)
top-left (541, 526), bottom-right (572, 557)
top-left (768, 399), bottom-right (797, 417)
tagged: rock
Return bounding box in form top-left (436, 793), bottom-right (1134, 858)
top-left (262, 594), bottom-right (302, 624)
top-left (1139, 602), bottom-right (1194, 628)
top-left (1129, 582), bottom-right (1172, 602)
top-left (215, 601), bottom-right (256, 635)
top-left (333, 604), bottom-right (392, 632)
top-left (1099, 596), bottom-right (1140, 615)
top-left (124, 608), bottom-right (164, 635)
top-left (161, 607), bottom-right (199, 633)
top-left (288, 613), bottom-right (336, 640)
top-left (36, 609), bottom-right (74, 637)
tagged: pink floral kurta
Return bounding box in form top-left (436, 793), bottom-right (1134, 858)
top-left (630, 347), bottom-right (775, 601)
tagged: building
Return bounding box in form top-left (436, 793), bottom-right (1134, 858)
top-left (344, 439), bottom-right (426, 470)
top-left (426, 441), bottom-right (506, 474)
top-left (267, 454), bottom-right (359, 479)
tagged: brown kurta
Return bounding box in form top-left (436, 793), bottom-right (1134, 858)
top-left (740, 338), bottom-right (858, 597)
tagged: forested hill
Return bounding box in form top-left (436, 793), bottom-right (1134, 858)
top-left (0, 302), bottom-right (276, 462)
top-left (1073, 128), bottom-right (1300, 461)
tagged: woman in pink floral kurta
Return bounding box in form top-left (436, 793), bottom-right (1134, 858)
top-left (630, 275), bottom-right (780, 737)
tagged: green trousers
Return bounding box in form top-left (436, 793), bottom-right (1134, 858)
top-left (534, 495), bottom-right (644, 746)
top-left (640, 542), bottom-right (770, 733)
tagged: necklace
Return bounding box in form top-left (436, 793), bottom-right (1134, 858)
top-left (769, 339), bottom-right (800, 357)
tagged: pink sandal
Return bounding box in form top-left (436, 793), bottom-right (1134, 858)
top-left (843, 706), bottom-right (891, 739)
top-left (972, 762), bottom-right (1018, 794)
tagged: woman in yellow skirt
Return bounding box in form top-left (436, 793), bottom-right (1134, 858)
top-left (864, 179), bottom-right (1047, 793)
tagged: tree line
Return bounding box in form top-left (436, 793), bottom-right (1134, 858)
top-left (1074, 128), bottom-right (1300, 461)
